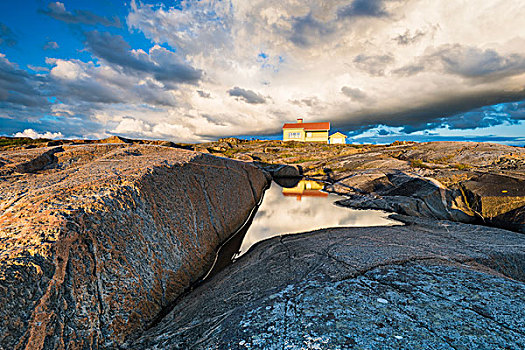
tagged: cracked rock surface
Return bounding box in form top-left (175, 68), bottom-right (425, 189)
top-left (131, 216), bottom-right (525, 349)
top-left (0, 144), bottom-right (269, 349)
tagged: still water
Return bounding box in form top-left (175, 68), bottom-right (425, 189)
top-left (235, 180), bottom-right (400, 257)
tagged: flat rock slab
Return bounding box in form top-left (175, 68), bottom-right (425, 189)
top-left (0, 144), bottom-right (269, 349)
top-left (131, 216), bottom-right (525, 349)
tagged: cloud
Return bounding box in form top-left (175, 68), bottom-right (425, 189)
top-left (341, 87), bottom-right (367, 101)
top-left (336, 89), bottom-right (525, 133)
top-left (13, 129), bottom-right (64, 139)
top-left (40, 2), bottom-right (121, 27)
top-left (353, 54), bottom-right (394, 76)
top-left (432, 44), bottom-right (525, 80)
top-left (46, 57), bottom-right (179, 106)
top-left (0, 54), bottom-right (49, 109)
top-left (290, 96), bottom-right (321, 108)
top-left (0, 23), bottom-right (17, 47)
top-left (27, 65), bottom-right (50, 72)
top-left (197, 90), bottom-right (211, 98)
top-left (393, 29), bottom-right (426, 45)
top-left (84, 31), bottom-right (202, 84)
top-left (228, 87), bottom-right (267, 104)
top-left (43, 41), bottom-right (59, 50)
top-left (337, 0), bottom-right (389, 18)
top-left (393, 44), bottom-right (525, 81)
top-left (289, 13), bottom-right (334, 47)
top-left (392, 64), bottom-right (425, 77)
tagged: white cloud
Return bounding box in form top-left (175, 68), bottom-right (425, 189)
top-left (13, 129), bottom-right (64, 139)
top-left (122, 0), bottom-right (525, 139)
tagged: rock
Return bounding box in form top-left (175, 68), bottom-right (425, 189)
top-left (263, 147), bottom-right (281, 153)
top-left (208, 142), bottom-right (232, 153)
top-left (233, 153), bottom-right (253, 161)
top-left (193, 147), bottom-right (210, 154)
top-left (261, 164), bottom-right (302, 178)
top-left (131, 216), bottom-right (525, 349)
top-left (0, 144), bottom-right (269, 349)
top-left (0, 146), bottom-right (64, 175)
top-left (218, 137), bottom-right (244, 145)
top-left (461, 173), bottom-right (525, 233)
top-left (335, 171), bottom-right (475, 223)
top-left (100, 135), bottom-right (131, 144)
top-left (45, 140), bottom-right (62, 147)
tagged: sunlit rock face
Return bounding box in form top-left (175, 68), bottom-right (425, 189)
top-left (0, 144), bottom-right (269, 349)
top-left (132, 216), bottom-right (525, 349)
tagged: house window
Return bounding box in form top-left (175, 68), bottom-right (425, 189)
top-left (288, 132), bottom-right (301, 139)
top-left (306, 132), bottom-right (312, 138)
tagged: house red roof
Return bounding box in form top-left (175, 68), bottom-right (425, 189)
top-left (282, 122), bottom-right (330, 130)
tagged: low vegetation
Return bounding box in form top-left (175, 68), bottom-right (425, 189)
top-left (0, 137), bottom-right (50, 148)
top-left (410, 159), bottom-right (431, 168)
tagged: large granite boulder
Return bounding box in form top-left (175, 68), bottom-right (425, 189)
top-left (131, 216), bottom-right (525, 349)
top-left (0, 144), bottom-right (269, 349)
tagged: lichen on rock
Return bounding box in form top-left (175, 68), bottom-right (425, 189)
top-left (0, 144), bottom-right (269, 349)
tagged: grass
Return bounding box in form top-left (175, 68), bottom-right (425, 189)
top-left (0, 137), bottom-right (50, 147)
top-left (278, 153), bottom-right (295, 158)
top-left (451, 163), bottom-right (472, 170)
top-left (410, 159), bottom-right (431, 169)
top-left (290, 157), bottom-right (318, 164)
top-left (222, 149), bottom-right (241, 157)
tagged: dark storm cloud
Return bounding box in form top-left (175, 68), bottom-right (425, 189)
top-left (228, 87), bottom-right (266, 104)
top-left (84, 31), bottom-right (202, 84)
top-left (289, 13), bottom-right (334, 47)
top-left (337, 0), bottom-right (389, 18)
top-left (353, 54), bottom-right (394, 76)
top-left (40, 2), bottom-right (121, 27)
top-left (336, 89), bottom-right (525, 133)
top-left (0, 23), bottom-right (17, 47)
top-left (341, 87), bottom-right (367, 101)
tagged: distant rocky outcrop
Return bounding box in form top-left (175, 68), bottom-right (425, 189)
top-left (195, 139), bottom-right (525, 233)
top-left (0, 144), bottom-right (269, 349)
top-left (130, 216), bottom-right (525, 349)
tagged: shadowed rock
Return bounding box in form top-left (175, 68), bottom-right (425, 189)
top-left (461, 173), bottom-right (525, 232)
top-left (0, 144), bottom-right (269, 349)
top-left (130, 216), bottom-right (525, 349)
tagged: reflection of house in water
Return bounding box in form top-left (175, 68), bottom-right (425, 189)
top-left (281, 180), bottom-right (328, 201)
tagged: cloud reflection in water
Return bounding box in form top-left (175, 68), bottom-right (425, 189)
top-left (237, 181), bottom-right (400, 256)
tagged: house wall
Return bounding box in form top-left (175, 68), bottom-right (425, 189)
top-left (283, 129), bottom-right (329, 143)
top-left (283, 128), bottom-right (305, 141)
top-left (330, 136), bottom-right (346, 144)
top-left (305, 130), bottom-right (329, 143)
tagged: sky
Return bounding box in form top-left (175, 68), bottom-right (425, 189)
top-left (1, 0), bottom-right (525, 145)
